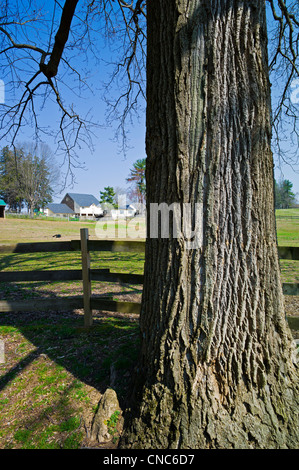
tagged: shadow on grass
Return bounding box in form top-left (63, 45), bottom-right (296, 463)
top-left (0, 246), bottom-right (143, 447)
top-left (10, 379), bottom-right (89, 449)
top-left (0, 307), bottom-right (140, 409)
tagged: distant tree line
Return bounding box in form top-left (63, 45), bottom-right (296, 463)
top-left (275, 179), bottom-right (297, 209)
top-left (0, 144), bottom-right (58, 215)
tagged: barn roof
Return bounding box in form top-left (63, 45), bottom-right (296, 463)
top-left (47, 203), bottom-right (74, 214)
top-left (66, 193), bottom-right (100, 207)
top-left (0, 199), bottom-right (6, 206)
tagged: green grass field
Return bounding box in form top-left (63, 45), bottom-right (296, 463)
top-left (1, 215), bottom-right (146, 244)
top-left (0, 313), bottom-right (140, 449)
top-left (0, 211), bottom-right (298, 449)
top-left (2, 209), bottom-right (298, 244)
top-left (275, 209), bottom-right (299, 283)
top-left (0, 217), bottom-right (145, 448)
top-left (276, 209), bottom-right (299, 247)
top-left (0, 210), bottom-right (298, 283)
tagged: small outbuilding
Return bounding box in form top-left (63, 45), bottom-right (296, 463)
top-left (0, 199), bottom-right (6, 218)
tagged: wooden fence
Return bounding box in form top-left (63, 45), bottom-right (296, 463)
top-left (0, 228), bottom-right (298, 327)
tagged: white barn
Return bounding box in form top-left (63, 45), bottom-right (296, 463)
top-left (61, 193), bottom-right (103, 219)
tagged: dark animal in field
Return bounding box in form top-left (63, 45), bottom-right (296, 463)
top-left (53, 234), bottom-right (62, 238)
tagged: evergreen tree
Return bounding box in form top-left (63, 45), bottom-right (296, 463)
top-left (0, 146), bottom-right (23, 212)
top-left (126, 158), bottom-right (146, 204)
top-left (99, 186), bottom-right (117, 208)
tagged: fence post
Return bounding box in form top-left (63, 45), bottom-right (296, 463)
top-left (80, 228), bottom-right (92, 327)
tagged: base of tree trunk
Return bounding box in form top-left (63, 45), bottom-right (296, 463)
top-left (121, 359), bottom-right (299, 449)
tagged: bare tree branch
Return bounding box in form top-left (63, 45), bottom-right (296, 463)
top-left (0, 0), bottom-right (296, 182)
top-left (0, 0), bottom-right (146, 184)
top-left (40, 0), bottom-right (79, 79)
top-left (267, 0), bottom-right (299, 168)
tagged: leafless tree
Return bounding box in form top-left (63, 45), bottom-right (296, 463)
top-left (267, 0), bottom-right (299, 169)
top-left (0, 0), bottom-right (146, 183)
top-left (1, 1), bottom-right (297, 173)
top-left (1, 2), bottom-right (298, 169)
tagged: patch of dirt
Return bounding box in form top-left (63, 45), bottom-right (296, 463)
top-left (284, 295), bottom-right (299, 316)
top-left (284, 296), bottom-right (299, 339)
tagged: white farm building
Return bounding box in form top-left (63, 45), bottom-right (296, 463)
top-left (61, 193), bottom-right (104, 219)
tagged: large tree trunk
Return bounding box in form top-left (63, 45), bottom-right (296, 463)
top-left (121, 0), bottom-right (298, 449)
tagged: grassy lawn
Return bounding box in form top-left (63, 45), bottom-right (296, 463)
top-left (0, 312), bottom-right (139, 449)
top-left (0, 213), bottom-right (298, 449)
top-left (0, 212), bottom-right (297, 286)
top-left (276, 209), bottom-right (299, 247)
top-left (0, 218), bottom-right (145, 448)
top-left (0, 217), bottom-right (145, 449)
top-left (0, 216), bottom-right (146, 244)
top-left (275, 208), bottom-right (299, 284)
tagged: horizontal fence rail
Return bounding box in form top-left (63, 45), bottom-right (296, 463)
top-left (0, 231), bottom-right (298, 326)
top-left (0, 239), bottom-right (146, 254)
top-left (282, 283), bottom-right (299, 296)
top-left (0, 230), bottom-right (145, 326)
top-left (0, 297), bottom-right (84, 313)
top-left (0, 298), bottom-right (142, 315)
top-left (0, 240), bottom-right (297, 257)
top-left (0, 240), bottom-right (81, 253)
top-left (0, 269), bottom-right (87, 282)
top-left (0, 269), bottom-right (144, 284)
top-left (278, 246), bottom-right (299, 260)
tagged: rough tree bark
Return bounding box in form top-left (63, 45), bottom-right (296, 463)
top-left (120, 0), bottom-right (299, 449)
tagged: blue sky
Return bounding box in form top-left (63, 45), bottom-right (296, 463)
top-left (1, 1), bottom-right (298, 203)
top-left (1, 0), bottom-right (147, 204)
top-left (50, 107), bottom-right (147, 204)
